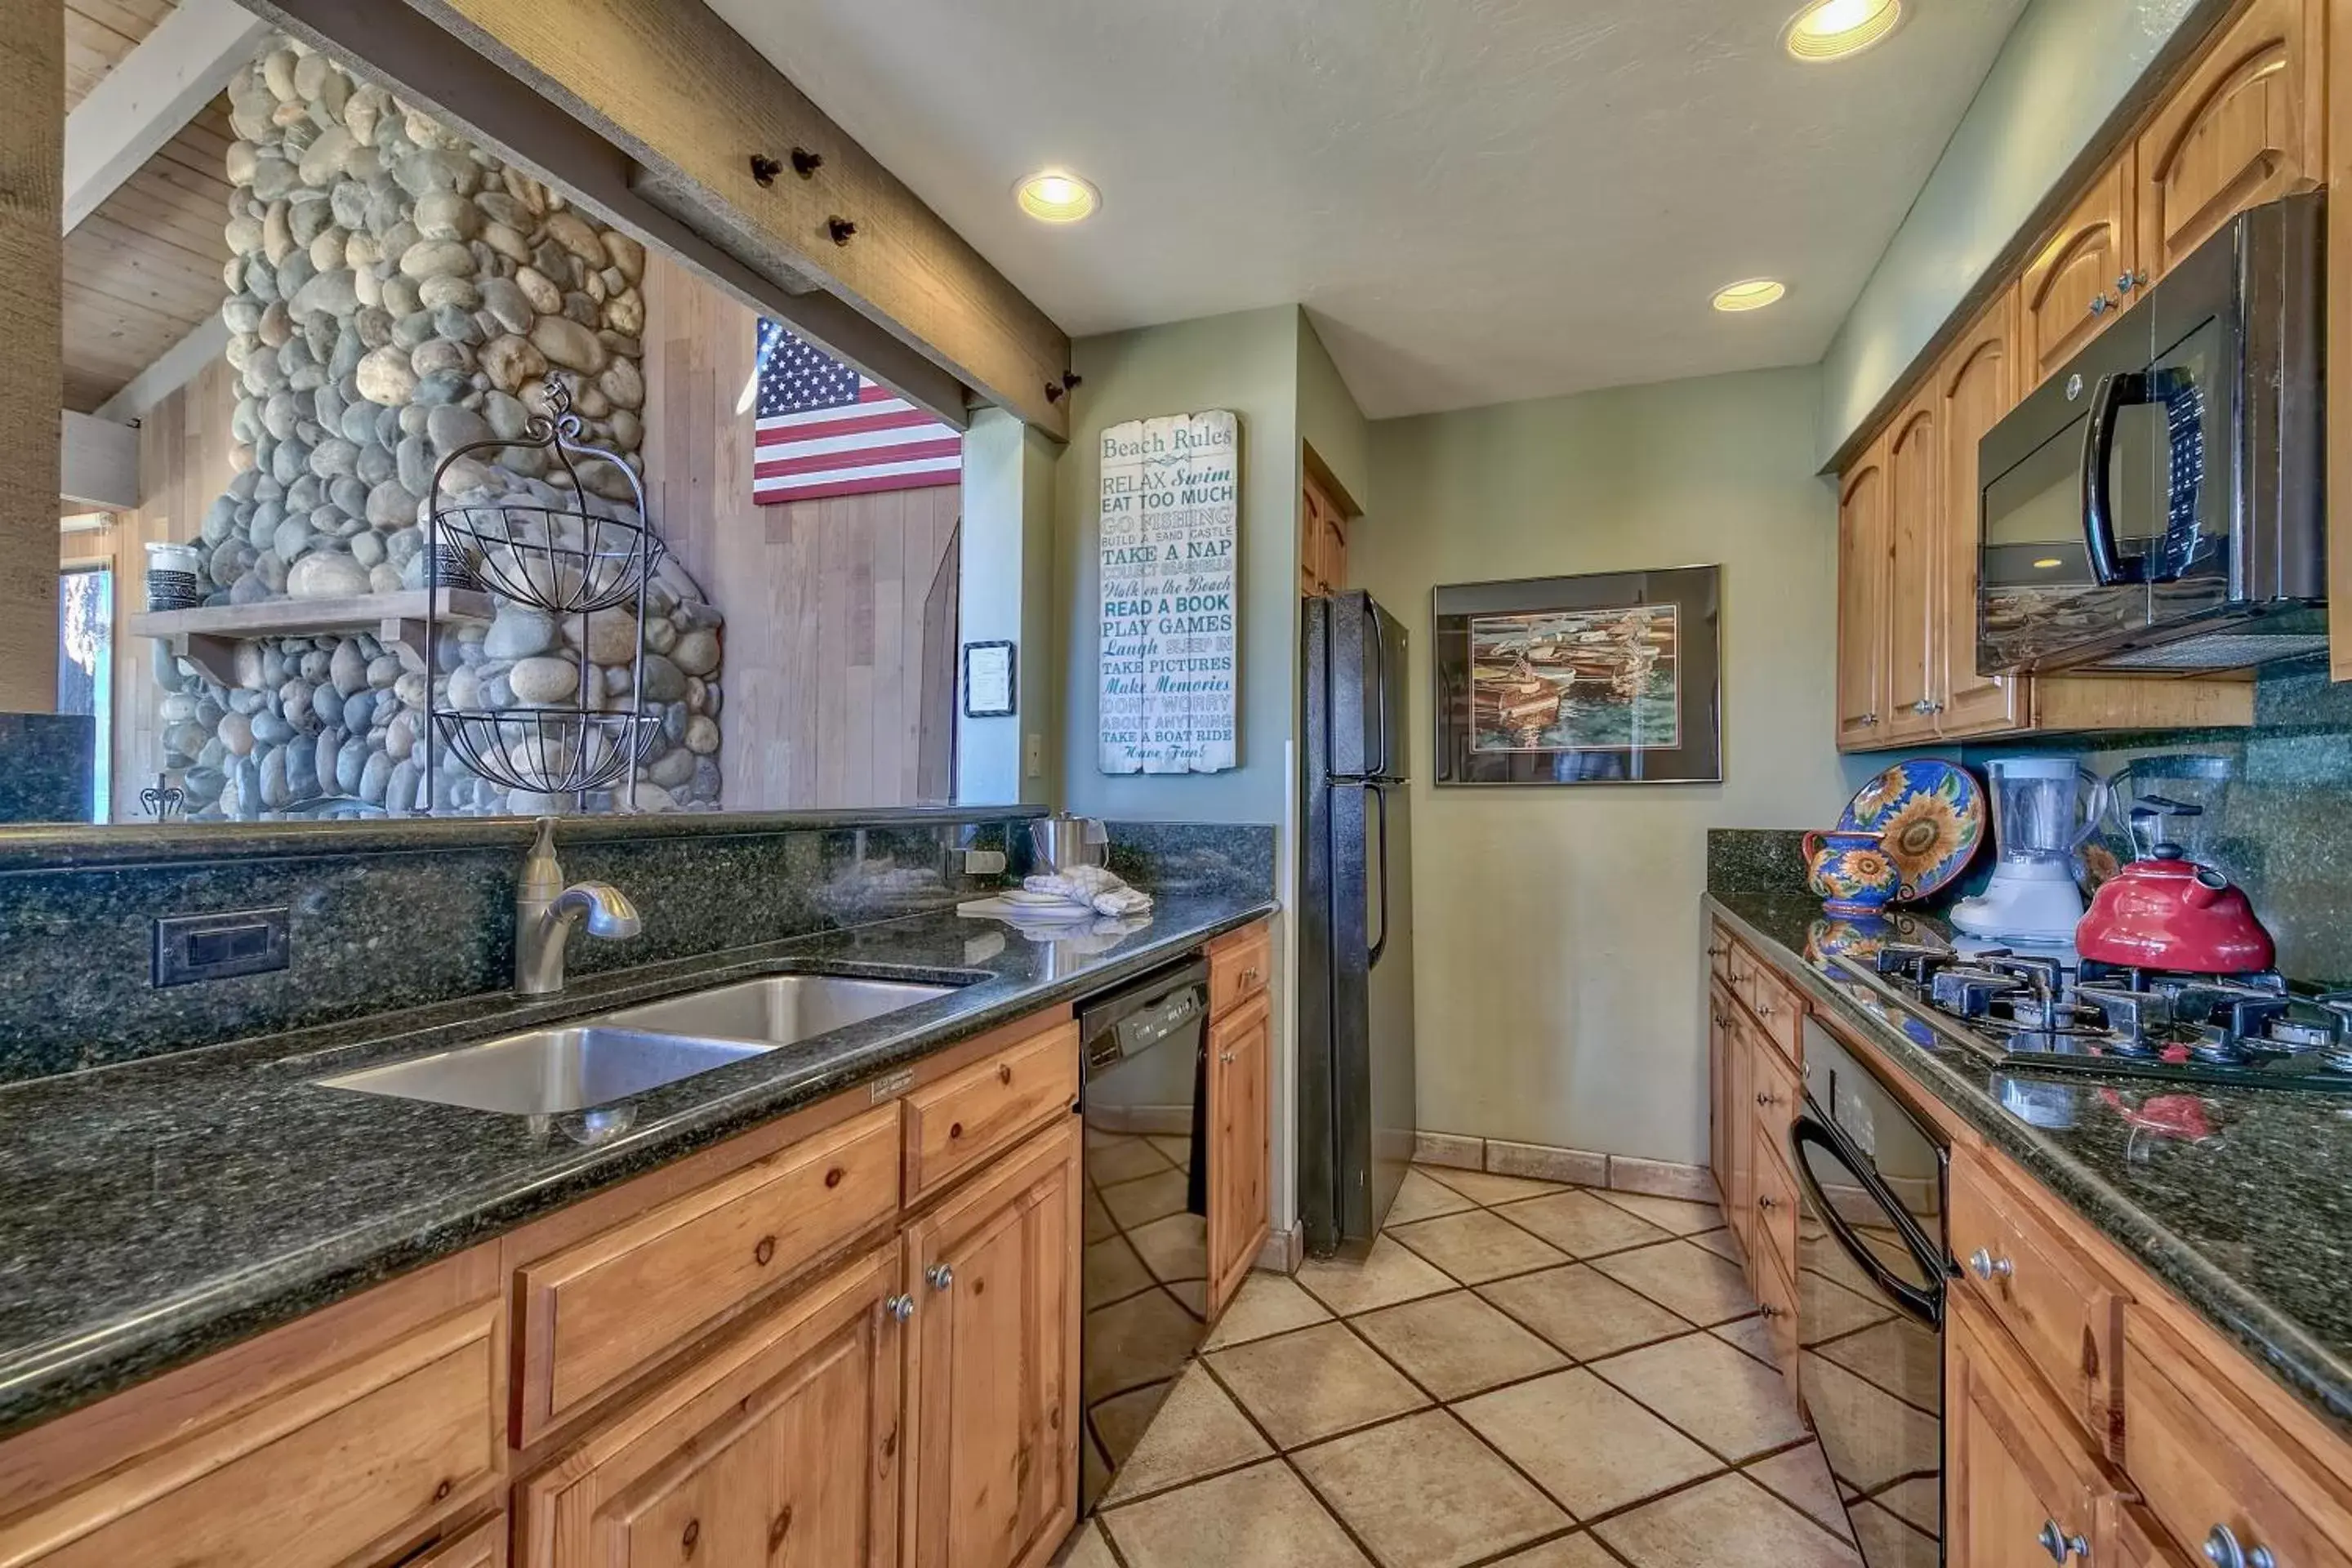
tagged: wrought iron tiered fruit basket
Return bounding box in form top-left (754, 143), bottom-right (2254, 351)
top-left (421, 375), bottom-right (666, 811)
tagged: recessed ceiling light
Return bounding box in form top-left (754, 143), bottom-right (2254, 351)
top-left (1785, 0), bottom-right (1904, 60)
top-left (2034, 558), bottom-right (2064, 569)
top-left (1712, 278), bottom-right (1788, 313)
top-left (1014, 170), bottom-right (1100, 224)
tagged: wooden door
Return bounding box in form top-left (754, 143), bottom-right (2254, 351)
top-left (1946, 1290), bottom-right (2114, 1568)
top-left (1208, 991), bottom-right (1273, 1312)
top-left (1882, 393), bottom-right (1941, 742)
top-left (2022, 160), bottom-right (2138, 385)
top-left (519, 1245), bottom-right (902, 1568)
top-left (1936, 285), bottom-right (2032, 736)
top-left (901, 1119), bottom-right (1082, 1568)
top-left (2136, 0), bottom-right (2323, 279)
top-left (1836, 440), bottom-right (1891, 749)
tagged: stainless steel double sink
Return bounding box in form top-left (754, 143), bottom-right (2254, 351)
top-left (312, 974), bottom-right (959, 1116)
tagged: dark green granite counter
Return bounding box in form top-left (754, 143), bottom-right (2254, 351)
top-left (1708, 891), bottom-right (2352, 1440)
top-left (0, 888), bottom-right (1274, 1439)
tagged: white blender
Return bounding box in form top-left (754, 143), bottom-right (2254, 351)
top-left (1949, 758), bottom-right (2104, 944)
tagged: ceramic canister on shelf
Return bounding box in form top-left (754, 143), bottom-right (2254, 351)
top-left (1804, 827), bottom-right (1903, 916)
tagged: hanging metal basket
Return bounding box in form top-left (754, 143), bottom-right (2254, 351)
top-left (432, 708), bottom-right (665, 797)
top-left (420, 374), bottom-right (662, 813)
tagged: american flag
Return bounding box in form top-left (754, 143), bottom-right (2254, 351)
top-left (751, 318), bottom-right (962, 505)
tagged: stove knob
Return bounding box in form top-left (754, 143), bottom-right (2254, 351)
top-left (1969, 1247), bottom-right (2014, 1282)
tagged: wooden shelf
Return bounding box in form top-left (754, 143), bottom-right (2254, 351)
top-left (131, 588), bottom-right (495, 685)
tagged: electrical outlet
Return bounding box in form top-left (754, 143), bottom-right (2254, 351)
top-left (1024, 733), bottom-right (1044, 779)
top-left (964, 848), bottom-right (1008, 875)
top-left (153, 907), bottom-right (291, 987)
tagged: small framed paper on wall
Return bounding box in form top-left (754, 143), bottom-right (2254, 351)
top-left (962, 640), bottom-right (1017, 718)
top-left (1432, 565), bottom-right (1722, 786)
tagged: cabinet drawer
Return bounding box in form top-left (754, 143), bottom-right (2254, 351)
top-left (1755, 1242), bottom-right (1801, 1401)
top-left (1706, 922), bottom-right (1733, 983)
top-left (0, 1299), bottom-right (502, 1568)
top-left (1750, 1129), bottom-right (1802, 1285)
top-left (410, 1514), bottom-right (507, 1568)
top-left (1949, 1154), bottom-right (2123, 1452)
top-left (1750, 1034), bottom-right (1801, 1175)
top-left (903, 1020), bottom-right (1080, 1201)
top-left (1209, 924), bottom-right (1272, 1016)
top-left (517, 1103), bottom-right (900, 1433)
top-left (2123, 1307), bottom-right (2352, 1568)
top-left (1745, 962), bottom-right (1803, 1067)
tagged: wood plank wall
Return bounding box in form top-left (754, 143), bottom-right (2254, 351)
top-left (1, 0), bottom-right (64, 713)
top-left (585, 252), bottom-right (962, 809)
top-left (98, 357), bottom-right (237, 819)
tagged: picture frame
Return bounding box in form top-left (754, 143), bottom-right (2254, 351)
top-left (961, 640), bottom-right (1018, 718)
top-left (1432, 566), bottom-right (1722, 786)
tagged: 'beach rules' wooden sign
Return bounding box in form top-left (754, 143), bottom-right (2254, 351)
top-left (1098, 410), bottom-right (1240, 775)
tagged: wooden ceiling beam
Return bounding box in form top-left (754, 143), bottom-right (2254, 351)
top-left (395, 0), bottom-right (1073, 439)
top-left (63, 0), bottom-right (270, 234)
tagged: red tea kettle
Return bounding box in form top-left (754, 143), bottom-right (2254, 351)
top-left (2074, 843), bottom-right (2274, 973)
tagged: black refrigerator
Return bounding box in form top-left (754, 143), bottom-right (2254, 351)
top-left (1299, 590), bottom-right (1416, 1257)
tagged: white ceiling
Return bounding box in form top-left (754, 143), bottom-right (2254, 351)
top-left (707, 0), bottom-right (2029, 418)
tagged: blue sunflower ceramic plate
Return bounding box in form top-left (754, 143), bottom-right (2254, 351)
top-left (1837, 759), bottom-right (1985, 902)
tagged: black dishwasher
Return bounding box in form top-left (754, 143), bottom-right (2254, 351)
top-left (1075, 955), bottom-right (1212, 1512)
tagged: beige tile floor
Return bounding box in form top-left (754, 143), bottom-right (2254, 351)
top-left (1061, 1164), bottom-right (1875, 1568)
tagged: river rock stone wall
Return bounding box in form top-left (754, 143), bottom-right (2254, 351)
top-left (158, 41), bottom-right (724, 818)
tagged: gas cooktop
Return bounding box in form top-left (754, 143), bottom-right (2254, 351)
top-left (1832, 942), bottom-right (2352, 1094)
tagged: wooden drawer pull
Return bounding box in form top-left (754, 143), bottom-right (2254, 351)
top-left (753, 1235), bottom-right (776, 1267)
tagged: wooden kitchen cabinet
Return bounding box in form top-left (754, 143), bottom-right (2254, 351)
top-left (1946, 1287), bottom-right (2119, 1568)
top-left (1934, 285), bottom-right (2033, 736)
top-left (1207, 991), bottom-right (1274, 1312)
top-left (408, 1515), bottom-right (508, 1568)
top-left (1300, 476), bottom-right (1350, 598)
top-left (1836, 439), bottom-right (1891, 747)
top-left (518, 1245), bottom-right (904, 1568)
top-left (1882, 391), bottom-right (1942, 742)
top-left (2136, 0), bottom-right (2326, 279)
top-left (2022, 159), bottom-right (2140, 385)
top-left (900, 1119), bottom-right (1081, 1568)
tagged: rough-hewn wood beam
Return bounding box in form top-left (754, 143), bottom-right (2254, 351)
top-left (401, 0), bottom-right (1072, 439)
top-left (0, 0), bottom-right (63, 710)
top-left (243, 0), bottom-right (978, 434)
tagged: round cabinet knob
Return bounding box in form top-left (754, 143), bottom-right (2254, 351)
top-left (1912, 697), bottom-right (1936, 715)
top-left (2090, 294), bottom-right (2113, 317)
top-left (2040, 1521), bottom-right (2089, 1562)
top-left (926, 1263), bottom-right (955, 1292)
top-left (886, 1293), bottom-right (915, 1323)
top-left (1220, 1050), bottom-right (1236, 1064)
top-left (1757, 1195), bottom-right (1778, 1211)
top-left (2205, 1524), bottom-right (2277, 1568)
top-left (1969, 1247), bottom-right (2015, 1281)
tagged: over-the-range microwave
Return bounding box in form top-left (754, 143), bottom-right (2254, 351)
top-left (1976, 193), bottom-right (2325, 675)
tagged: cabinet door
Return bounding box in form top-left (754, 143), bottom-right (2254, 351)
top-left (1208, 991), bottom-right (1273, 1312)
top-left (1882, 394), bottom-right (1940, 742)
top-left (1835, 441), bottom-right (1891, 749)
top-left (1935, 286), bottom-right (2032, 737)
top-left (1707, 984), bottom-right (1734, 1207)
top-left (2022, 159), bottom-right (2137, 385)
top-left (2136, 0), bottom-right (2323, 279)
top-left (1725, 1020), bottom-right (1757, 1262)
top-left (901, 1118), bottom-right (1082, 1568)
top-left (519, 1245), bottom-right (902, 1568)
top-left (1946, 1290), bottom-right (2115, 1568)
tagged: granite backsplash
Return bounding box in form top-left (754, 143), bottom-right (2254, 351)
top-left (1706, 828), bottom-right (1812, 897)
top-left (0, 808), bottom-right (1036, 1084)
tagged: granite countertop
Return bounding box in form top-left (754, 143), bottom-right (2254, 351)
top-left (0, 889), bottom-right (1274, 1440)
top-left (1708, 891), bottom-right (2352, 1440)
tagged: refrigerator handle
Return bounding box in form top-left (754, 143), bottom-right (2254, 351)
top-left (1367, 783), bottom-right (1392, 969)
top-left (1362, 597), bottom-right (1391, 779)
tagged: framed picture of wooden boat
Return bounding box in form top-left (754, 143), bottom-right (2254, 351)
top-left (1432, 566), bottom-right (1722, 785)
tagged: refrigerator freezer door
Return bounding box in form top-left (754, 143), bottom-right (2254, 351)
top-left (1328, 591), bottom-right (1411, 782)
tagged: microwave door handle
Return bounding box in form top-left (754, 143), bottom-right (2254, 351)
top-left (2081, 370), bottom-right (2151, 586)
top-left (1788, 1115), bottom-right (1944, 1329)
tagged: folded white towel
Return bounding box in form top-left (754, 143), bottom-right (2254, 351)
top-left (1025, 866), bottom-right (1153, 918)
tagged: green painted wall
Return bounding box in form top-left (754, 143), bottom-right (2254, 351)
top-left (1352, 366), bottom-right (1846, 1165)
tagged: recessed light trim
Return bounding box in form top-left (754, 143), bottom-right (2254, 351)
top-left (2033, 558), bottom-right (2065, 569)
top-left (1785, 0), bottom-right (1904, 60)
top-left (1712, 278), bottom-right (1788, 313)
top-left (1014, 170), bottom-right (1100, 224)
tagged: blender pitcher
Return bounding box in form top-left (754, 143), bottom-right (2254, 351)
top-left (1949, 758), bottom-right (2105, 942)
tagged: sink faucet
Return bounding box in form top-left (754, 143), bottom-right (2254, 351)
top-left (514, 817), bottom-right (642, 995)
